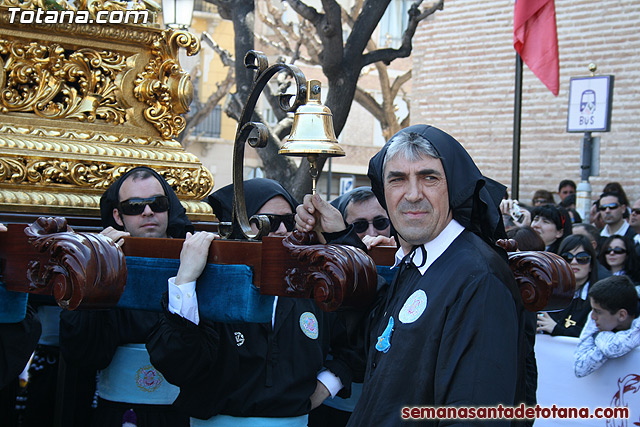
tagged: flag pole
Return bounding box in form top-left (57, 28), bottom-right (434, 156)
top-left (512, 53), bottom-right (523, 201)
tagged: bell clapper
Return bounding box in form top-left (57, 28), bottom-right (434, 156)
top-left (308, 154), bottom-right (319, 195)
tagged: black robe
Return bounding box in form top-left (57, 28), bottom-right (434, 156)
top-left (146, 295), bottom-right (351, 420)
top-left (0, 304), bottom-right (41, 388)
top-left (548, 294), bottom-right (591, 338)
top-left (60, 308), bottom-right (188, 427)
top-left (344, 229), bottom-right (521, 426)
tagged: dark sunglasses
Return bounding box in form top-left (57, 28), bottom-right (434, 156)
top-left (264, 213), bottom-right (295, 232)
top-left (351, 217), bottom-right (390, 234)
top-left (605, 247), bottom-right (627, 255)
top-left (118, 195), bottom-right (170, 216)
top-left (631, 209), bottom-right (640, 215)
top-left (599, 203), bottom-right (620, 211)
top-left (561, 251), bottom-right (591, 265)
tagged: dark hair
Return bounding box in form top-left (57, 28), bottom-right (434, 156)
top-left (532, 189), bottom-right (555, 205)
top-left (347, 188), bottom-right (376, 206)
top-left (598, 234), bottom-right (640, 283)
top-left (531, 204), bottom-right (572, 253)
top-left (566, 208), bottom-right (582, 224)
top-left (559, 194), bottom-right (576, 208)
top-left (572, 223), bottom-right (600, 247)
top-left (599, 191), bottom-right (627, 207)
top-left (127, 168), bottom-right (155, 182)
top-left (558, 180), bottom-right (577, 192)
top-left (558, 234), bottom-right (599, 286)
top-left (602, 183), bottom-right (629, 206)
top-left (589, 275), bottom-right (638, 318)
top-left (507, 226), bottom-right (545, 251)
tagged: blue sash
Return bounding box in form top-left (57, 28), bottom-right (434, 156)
top-left (97, 343), bottom-right (179, 405)
top-left (190, 414), bottom-right (308, 427)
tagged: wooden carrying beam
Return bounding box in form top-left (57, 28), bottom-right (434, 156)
top-left (0, 217), bottom-right (576, 323)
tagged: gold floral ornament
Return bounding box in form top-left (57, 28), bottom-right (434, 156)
top-left (0, 40), bottom-right (130, 124)
top-left (134, 30), bottom-right (199, 140)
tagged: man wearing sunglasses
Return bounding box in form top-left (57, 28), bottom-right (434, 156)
top-left (330, 187), bottom-right (392, 242)
top-left (598, 192), bottom-right (637, 245)
top-left (59, 167), bottom-right (193, 427)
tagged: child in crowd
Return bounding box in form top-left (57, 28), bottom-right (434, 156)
top-left (574, 275), bottom-right (640, 377)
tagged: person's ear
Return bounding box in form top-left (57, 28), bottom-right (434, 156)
top-left (555, 228), bottom-right (564, 239)
top-left (113, 208), bottom-right (124, 227)
top-left (617, 308), bottom-right (629, 322)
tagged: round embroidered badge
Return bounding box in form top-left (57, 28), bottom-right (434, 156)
top-left (234, 332), bottom-right (245, 347)
top-left (398, 289), bottom-right (427, 324)
top-left (136, 365), bottom-right (164, 392)
top-left (299, 312), bottom-right (319, 339)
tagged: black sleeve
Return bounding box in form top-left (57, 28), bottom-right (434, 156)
top-left (549, 299), bottom-right (591, 338)
top-left (0, 304), bottom-right (41, 388)
top-left (322, 225), bottom-right (367, 251)
top-left (60, 309), bottom-right (122, 369)
top-left (59, 308), bottom-right (159, 369)
top-left (146, 293), bottom-right (228, 388)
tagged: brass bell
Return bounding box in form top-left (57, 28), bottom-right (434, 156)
top-left (280, 80), bottom-right (344, 194)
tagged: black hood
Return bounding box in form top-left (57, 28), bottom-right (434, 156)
top-left (99, 166), bottom-right (194, 238)
top-left (367, 124), bottom-right (507, 245)
top-left (207, 178), bottom-right (298, 239)
top-left (329, 186), bottom-right (372, 219)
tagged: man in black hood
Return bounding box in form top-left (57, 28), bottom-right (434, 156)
top-left (59, 166), bottom-right (191, 427)
top-left (297, 125), bottom-right (530, 426)
top-left (147, 178), bottom-right (352, 426)
top-left (99, 166), bottom-right (194, 241)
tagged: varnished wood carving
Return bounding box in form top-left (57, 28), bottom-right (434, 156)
top-left (509, 250), bottom-right (575, 312)
top-left (280, 230), bottom-right (378, 311)
top-left (24, 217), bottom-right (127, 310)
top-left (497, 239), bottom-right (576, 312)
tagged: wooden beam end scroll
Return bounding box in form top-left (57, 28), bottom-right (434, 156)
top-left (261, 230), bottom-right (378, 312)
top-left (24, 217), bottom-right (127, 310)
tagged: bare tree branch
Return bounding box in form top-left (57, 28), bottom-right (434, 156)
top-left (390, 69), bottom-right (412, 99)
top-left (179, 36), bottom-right (235, 145)
top-left (285, 0), bottom-right (321, 23)
top-left (361, 0), bottom-right (443, 67)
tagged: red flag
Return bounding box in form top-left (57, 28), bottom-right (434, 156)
top-left (514, 0), bottom-right (559, 96)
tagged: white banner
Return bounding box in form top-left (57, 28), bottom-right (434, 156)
top-left (535, 334), bottom-right (640, 426)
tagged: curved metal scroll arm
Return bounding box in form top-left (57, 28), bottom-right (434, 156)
top-left (222, 50), bottom-right (307, 240)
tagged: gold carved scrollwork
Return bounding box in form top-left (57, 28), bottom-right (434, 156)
top-left (0, 156), bottom-right (211, 199)
top-left (0, 40), bottom-right (130, 124)
top-left (134, 30), bottom-right (199, 140)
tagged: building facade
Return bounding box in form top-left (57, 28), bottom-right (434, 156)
top-left (412, 0), bottom-right (640, 207)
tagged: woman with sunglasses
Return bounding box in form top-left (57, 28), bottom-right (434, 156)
top-left (537, 234), bottom-right (598, 337)
top-left (598, 234), bottom-right (640, 284)
top-left (530, 204), bottom-right (572, 254)
top-left (147, 179), bottom-right (351, 427)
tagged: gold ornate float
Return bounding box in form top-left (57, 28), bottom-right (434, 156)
top-left (0, 0), bottom-right (214, 219)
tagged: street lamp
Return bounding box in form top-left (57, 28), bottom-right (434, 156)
top-left (161, 0), bottom-right (195, 29)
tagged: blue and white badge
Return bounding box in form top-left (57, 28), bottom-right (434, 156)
top-left (398, 289), bottom-right (427, 324)
top-left (234, 332), bottom-right (245, 347)
top-left (299, 312), bottom-right (319, 339)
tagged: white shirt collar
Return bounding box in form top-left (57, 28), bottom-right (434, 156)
top-left (576, 282), bottom-right (590, 300)
top-left (392, 219), bottom-right (465, 276)
top-left (601, 220), bottom-right (630, 237)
